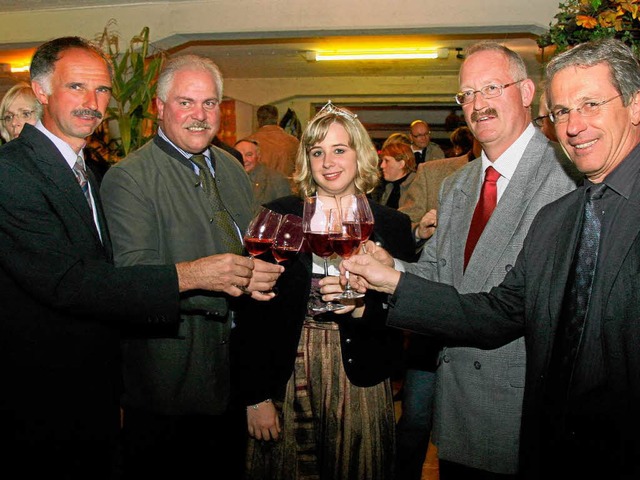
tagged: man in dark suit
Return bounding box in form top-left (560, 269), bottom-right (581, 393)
top-left (0, 37), bottom-right (281, 480)
top-left (344, 38), bottom-right (640, 479)
top-left (100, 54), bottom-right (283, 479)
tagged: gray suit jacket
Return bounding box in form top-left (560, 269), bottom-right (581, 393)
top-left (101, 136), bottom-right (254, 415)
top-left (400, 129), bottom-right (580, 473)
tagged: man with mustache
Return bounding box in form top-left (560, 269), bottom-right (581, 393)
top-left (100, 55), bottom-right (279, 479)
top-left (0, 37), bottom-right (282, 480)
top-left (389, 41), bottom-right (580, 480)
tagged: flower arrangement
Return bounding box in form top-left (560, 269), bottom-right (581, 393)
top-left (537, 0), bottom-right (640, 54)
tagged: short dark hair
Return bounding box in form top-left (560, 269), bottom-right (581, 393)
top-left (257, 105), bottom-right (278, 126)
top-left (30, 36), bottom-right (112, 93)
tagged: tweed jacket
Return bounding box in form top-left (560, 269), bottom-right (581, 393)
top-left (0, 124), bottom-right (180, 455)
top-left (101, 135), bottom-right (254, 415)
top-left (232, 195), bottom-right (416, 406)
top-left (400, 129), bottom-right (580, 473)
top-left (399, 154), bottom-right (469, 226)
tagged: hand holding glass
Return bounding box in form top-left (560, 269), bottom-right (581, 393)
top-left (332, 195), bottom-right (365, 300)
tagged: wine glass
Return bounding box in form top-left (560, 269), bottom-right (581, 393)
top-left (332, 194), bottom-right (365, 300)
top-left (271, 214), bottom-right (304, 264)
top-left (355, 193), bottom-right (375, 251)
top-left (302, 195), bottom-right (346, 312)
top-left (244, 207), bottom-right (282, 259)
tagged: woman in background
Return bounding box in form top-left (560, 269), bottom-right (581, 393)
top-left (0, 82), bottom-right (41, 143)
top-left (233, 102), bottom-right (415, 479)
top-left (373, 141), bottom-right (417, 209)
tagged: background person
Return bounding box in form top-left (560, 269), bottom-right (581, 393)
top-left (248, 104), bottom-right (300, 179)
top-left (409, 119), bottom-right (445, 165)
top-left (372, 141), bottom-right (417, 209)
top-left (234, 137), bottom-right (292, 211)
top-left (0, 81), bottom-right (41, 142)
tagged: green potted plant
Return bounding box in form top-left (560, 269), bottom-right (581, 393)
top-left (538, 0), bottom-right (640, 55)
top-left (95, 20), bottom-right (165, 161)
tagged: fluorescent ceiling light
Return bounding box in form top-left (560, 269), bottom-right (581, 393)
top-left (308, 48), bottom-right (449, 62)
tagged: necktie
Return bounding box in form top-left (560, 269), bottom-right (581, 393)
top-left (464, 166), bottom-right (500, 270)
top-left (414, 150), bottom-right (424, 165)
top-left (548, 183), bottom-right (607, 396)
top-left (73, 155), bottom-right (92, 212)
top-left (190, 154), bottom-right (243, 254)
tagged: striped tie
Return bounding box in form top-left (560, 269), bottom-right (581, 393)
top-left (73, 155), bottom-right (92, 212)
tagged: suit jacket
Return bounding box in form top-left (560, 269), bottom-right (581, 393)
top-left (247, 125), bottom-right (300, 178)
top-left (387, 146), bottom-right (640, 477)
top-left (100, 135), bottom-right (255, 415)
top-left (399, 154), bottom-right (469, 226)
top-left (248, 163), bottom-right (292, 213)
top-left (232, 195), bottom-right (416, 406)
top-left (400, 129), bottom-right (580, 473)
top-left (0, 124), bottom-right (179, 475)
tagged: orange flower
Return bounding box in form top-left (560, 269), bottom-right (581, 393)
top-left (577, 14), bottom-right (599, 28)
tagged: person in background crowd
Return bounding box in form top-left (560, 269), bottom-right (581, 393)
top-left (248, 104), bottom-right (300, 179)
top-left (100, 54), bottom-right (283, 480)
top-left (0, 36), bottom-right (279, 480)
top-left (372, 141), bottom-right (417, 209)
top-left (0, 81), bottom-right (41, 142)
top-left (382, 131), bottom-right (412, 149)
top-left (368, 40), bottom-right (580, 480)
top-left (213, 134), bottom-right (244, 164)
top-left (234, 137), bottom-right (292, 211)
top-left (409, 119), bottom-right (445, 165)
top-left (448, 125), bottom-right (475, 157)
top-left (344, 37), bottom-right (640, 480)
top-left (534, 91), bottom-right (558, 143)
top-left (234, 101), bottom-right (415, 480)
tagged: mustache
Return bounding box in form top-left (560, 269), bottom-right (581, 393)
top-left (470, 108), bottom-right (498, 123)
top-left (186, 121), bottom-right (212, 130)
top-left (72, 108), bottom-right (103, 120)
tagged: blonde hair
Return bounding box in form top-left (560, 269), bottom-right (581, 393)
top-left (0, 82), bottom-right (42, 142)
top-left (293, 108), bottom-right (380, 197)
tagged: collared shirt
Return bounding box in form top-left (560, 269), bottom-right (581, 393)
top-left (35, 120), bottom-right (102, 240)
top-left (479, 123), bottom-right (535, 202)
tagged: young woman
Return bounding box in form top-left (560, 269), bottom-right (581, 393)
top-left (233, 102), bottom-right (415, 479)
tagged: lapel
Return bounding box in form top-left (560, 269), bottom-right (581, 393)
top-left (598, 177), bottom-right (640, 308)
top-left (451, 159), bottom-right (482, 287)
top-left (548, 190), bottom-right (583, 322)
top-left (21, 125), bottom-right (103, 245)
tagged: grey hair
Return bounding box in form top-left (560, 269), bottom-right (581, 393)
top-left (156, 54), bottom-right (223, 102)
top-left (544, 38), bottom-right (640, 107)
top-left (463, 41), bottom-right (529, 83)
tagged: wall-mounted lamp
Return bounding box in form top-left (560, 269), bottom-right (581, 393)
top-left (306, 48), bottom-right (449, 62)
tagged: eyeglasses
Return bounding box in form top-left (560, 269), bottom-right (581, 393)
top-left (533, 115), bottom-right (549, 128)
top-left (314, 100), bottom-right (358, 121)
top-left (410, 132), bottom-right (430, 138)
top-left (2, 110), bottom-right (35, 124)
top-left (454, 80), bottom-right (524, 105)
top-left (548, 94), bottom-right (623, 124)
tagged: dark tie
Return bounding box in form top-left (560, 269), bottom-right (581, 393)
top-left (191, 154), bottom-right (243, 255)
top-left (73, 155), bottom-right (92, 212)
top-left (464, 166), bottom-right (500, 270)
top-left (414, 150), bottom-right (424, 165)
top-left (548, 182), bottom-right (607, 396)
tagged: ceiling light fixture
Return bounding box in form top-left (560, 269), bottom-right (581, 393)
top-left (306, 48), bottom-right (449, 62)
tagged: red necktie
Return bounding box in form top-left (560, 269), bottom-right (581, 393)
top-left (464, 166), bottom-right (500, 270)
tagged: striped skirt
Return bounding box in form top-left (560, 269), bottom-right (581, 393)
top-left (245, 318), bottom-right (396, 480)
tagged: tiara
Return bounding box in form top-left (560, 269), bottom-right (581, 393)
top-left (314, 100), bottom-right (358, 121)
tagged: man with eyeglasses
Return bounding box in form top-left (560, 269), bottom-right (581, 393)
top-left (534, 92), bottom-right (558, 143)
top-left (409, 119), bottom-right (445, 165)
top-left (344, 38), bottom-right (640, 479)
top-left (367, 41), bottom-right (580, 480)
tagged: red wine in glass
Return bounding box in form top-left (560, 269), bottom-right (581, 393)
top-left (245, 237), bottom-right (273, 257)
top-left (244, 207), bottom-right (282, 259)
top-left (271, 214), bottom-right (304, 264)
